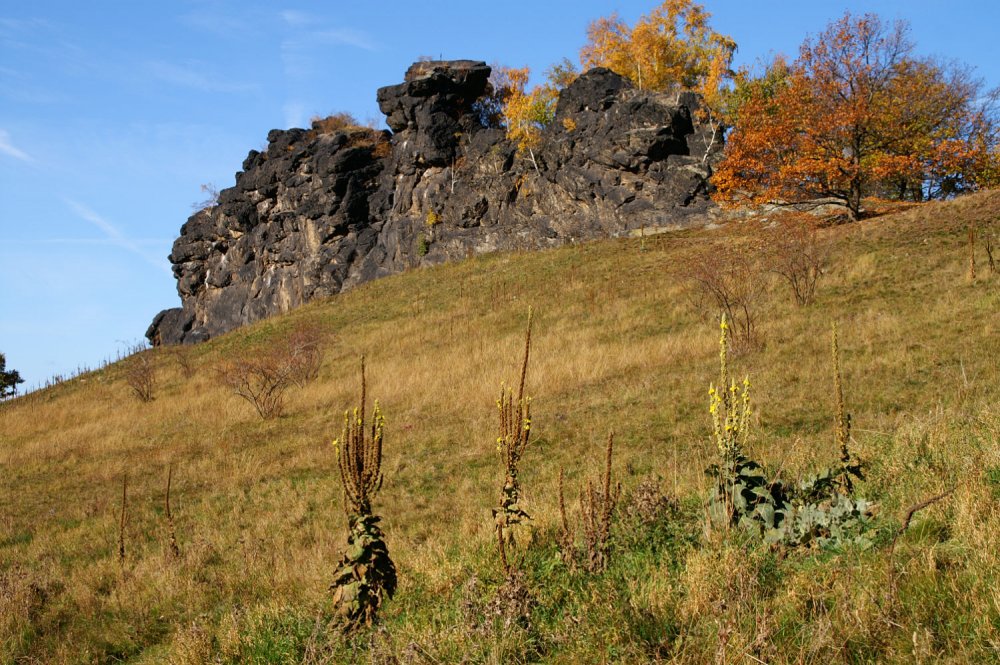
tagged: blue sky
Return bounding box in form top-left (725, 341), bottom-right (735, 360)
top-left (2, 1), bottom-right (998, 390)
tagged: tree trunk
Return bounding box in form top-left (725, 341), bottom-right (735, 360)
top-left (847, 179), bottom-right (863, 221)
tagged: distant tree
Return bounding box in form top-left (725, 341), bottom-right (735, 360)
top-left (714, 12), bottom-right (1000, 220)
top-left (1, 353), bottom-right (24, 398)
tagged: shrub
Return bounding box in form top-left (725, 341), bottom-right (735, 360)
top-left (764, 213), bottom-right (830, 305)
top-left (329, 356), bottom-right (396, 631)
top-left (285, 324), bottom-right (324, 388)
top-left (168, 346), bottom-right (195, 379)
top-left (310, 112), bottom-right (362, 134)
top-left (682, 237), bottom-right (767, 352)
top-left (217, 349), bottom-right (293, 420)
top-left (124, 351), bottom-right (157, 402)
top-left (309, 113), bottom-right (390, 157)
top-left (191, 183), bottom-right (219, 212)
top-left (217, 328), bottom-right (324, 418)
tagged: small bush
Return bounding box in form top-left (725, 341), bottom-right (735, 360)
top-left (191, 183), bottom-right (219, 213)
top-left (764, 212), bottom-right (830, 305)
top-left (310, 112), bottom-right (362, 134)
top-left (682, 237), bottom-right (767, 352)
top-left (168, 346), bottom-right (195, 379)
top-left (217, 350), bottom-right (293, 420)
top-left (621, 477), bottom-right (679, 527)
top-left (309, 112), bottom-right (390, 158)
top-left (124, 351), bottom-right (157, 402)
top-left (285, 324), bottom-right (324, 387)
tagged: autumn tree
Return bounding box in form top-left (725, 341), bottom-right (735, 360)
top-left (491, 61), bottom-right (578, 171)
top-left (580, 0), bottom-right (736, 99)
top-left (580, 0), bottom-right (736, 159)
top-left (714, 12), bottom-right (999, 220)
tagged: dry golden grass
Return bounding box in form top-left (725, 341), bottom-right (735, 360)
top-left (1, 191), bottom-right (999, 663)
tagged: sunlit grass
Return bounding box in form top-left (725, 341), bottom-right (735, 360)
top-left (1, 191), bottom-right (998, 663)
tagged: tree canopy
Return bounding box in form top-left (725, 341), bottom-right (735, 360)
top-left (1, 352), bottom-right (24, 398)
top-left (496, 1), bottom-right (734, 156)
top-left (714, 12), bottom-right (1000, 219)
top-left (580, 0), bottom-right (736, 98)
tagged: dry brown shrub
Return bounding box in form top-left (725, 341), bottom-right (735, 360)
top-left (371, 135), bottom-right (391, 158)
top-left (169, 346), bottom-right (195, 379)
top-left (310, 112), bottom-right (391, 158)
top-left (622, 477), bottom-right (678, 525)
top-left (682, 237), bottom-right (767, 352)
top-left (579, 433), bottom-right (621, 573)
top-left (124, 351), bottom-right (157, 402)
top-left (310, 112), bottom-right (362, 134)
top-left (764, 212), bottom-right (831, 306)
top-left (217, 348), bottom-right (294, 420)
top-left (285, 324), bottom-right (324, 387)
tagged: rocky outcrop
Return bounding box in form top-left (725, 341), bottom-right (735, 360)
top-left (148, 60), bottom-right (724, 345)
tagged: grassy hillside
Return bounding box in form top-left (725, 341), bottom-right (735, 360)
top-left (2, 192), bottom-right (999, 664)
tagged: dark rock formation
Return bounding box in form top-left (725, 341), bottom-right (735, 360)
top-left (148, 61), bottom-right (724, 345)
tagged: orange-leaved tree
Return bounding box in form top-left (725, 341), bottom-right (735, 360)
top-left (714, 12), bottom-right (999, 220)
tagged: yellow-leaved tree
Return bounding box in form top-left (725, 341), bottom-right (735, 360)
top-left (579, 0), bottom-right (736, 96)
top-left (492, 61), bottom-right (579, 172)
top-left (579, 0), bottom-right (736, 160)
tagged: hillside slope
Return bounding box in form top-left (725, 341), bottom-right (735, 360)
top-left (2, 192), bottom-right (999, 663)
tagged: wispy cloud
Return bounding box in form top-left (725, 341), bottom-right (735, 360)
top-left (146, 60), bottom-right (258, 94)
top-left (279, 10), bottom-right (378, 82)
top-left (64, 199), bottom-right (171, 274)
top-left (313, 28), bottom-right (376, 51)
top-left (279, 10), bottom-right (311, 28)
top-left (0, 129), bottom-right (33, 162)
top-left (8, 237), bottom-right (171, 246)
top-left (178, 9), bottom-right (259, 38)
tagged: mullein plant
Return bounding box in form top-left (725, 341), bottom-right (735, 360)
top-left (831, 322), bottom-right (863, 493)
top-left (706, 315), bottom-right (872, 547)
top-left (706, 314), bottom-right (788, 530)
top-left (329, 357), bottom-right (397, 630)
top-left (493, 308), bottom-right (534, 574)
top-left (579, 433), bottom-right (621, 573)
top-left (557, 433), bottom-right (621, 574)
